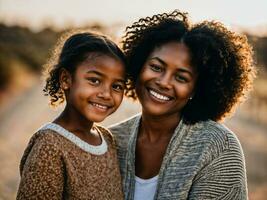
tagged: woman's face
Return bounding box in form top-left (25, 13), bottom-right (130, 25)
top-left (136, 42), bottom-right (198, 119)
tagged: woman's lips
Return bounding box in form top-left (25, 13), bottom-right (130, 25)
top-left (147, 88), bottom-right (173, 102)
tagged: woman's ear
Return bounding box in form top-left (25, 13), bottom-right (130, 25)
top-left (59, 68), bottom-right (72, 90)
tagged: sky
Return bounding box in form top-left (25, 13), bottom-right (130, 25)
top-left (0, 0), bottom-right (267, 35)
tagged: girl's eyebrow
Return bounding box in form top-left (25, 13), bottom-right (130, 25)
top-left (86, 70), bottom-right (103, 76)
top-left (86, 70), bottom-right (126, 82)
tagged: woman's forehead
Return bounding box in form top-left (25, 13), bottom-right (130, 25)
top-left (151, 42), bottom-right (189, 56)
top-left (149, 42), bottom-right (191, 64)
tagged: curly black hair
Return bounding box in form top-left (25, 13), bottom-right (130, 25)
top-left (43, 31), bottom-right (127, 106)
top-left (122, 10), bottom-right (190, 99)
top-left (122, 10), bottom-right (256, 123)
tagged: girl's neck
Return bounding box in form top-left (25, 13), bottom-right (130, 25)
top-left (140, 112), bottom-right (181, 141)
top-left (53, 107), bottom-right (93, 135)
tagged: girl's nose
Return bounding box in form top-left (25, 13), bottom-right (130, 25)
top-left (97, 86), bottom-right (112, 100)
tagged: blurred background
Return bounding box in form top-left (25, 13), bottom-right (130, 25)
top-left (0, 0), bottom-right (266, 199)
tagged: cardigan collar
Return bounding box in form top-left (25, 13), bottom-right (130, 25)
top-left (125, 114), bottom-right (191, 200)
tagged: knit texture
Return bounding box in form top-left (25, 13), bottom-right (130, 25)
top-left (109, 114), bottom-right (248, 200)
top-left (17, 124), bottom-right (123, 200)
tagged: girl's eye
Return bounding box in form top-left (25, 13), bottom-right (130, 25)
top-left (112, 83), bottom-right (125, 92)
top-left (87, 77), bottom-right (101, 85)
top-left (175, 74), bottom-right (188, 83)
top-left (150, 64), bottom-right (163, 72)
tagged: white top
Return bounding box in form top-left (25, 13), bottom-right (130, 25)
top-left (39, 123), bottom-right (108, 155)
top-left (134, 175), bottom-right (158, 200)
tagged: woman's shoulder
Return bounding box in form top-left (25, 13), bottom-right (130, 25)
top-left (190, 120), bottom-right (242, 152)
top-left (108, 113), bottom-right (141, 136)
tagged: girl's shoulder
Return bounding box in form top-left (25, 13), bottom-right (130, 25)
top-left (19, 128), bottom-right (64, 175)
top-left (29, 127), bottom-right (68, 149)
top-left (22, 128), bottom-right (65, 157)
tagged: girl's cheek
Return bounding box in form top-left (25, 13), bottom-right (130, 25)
top-left (115, 92), bottom-right (124, 102)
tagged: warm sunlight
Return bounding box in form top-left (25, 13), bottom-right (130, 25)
top-left (1, 1), bottom-right (267, 199)
top-left (0, 0), bottom-right (267, 34)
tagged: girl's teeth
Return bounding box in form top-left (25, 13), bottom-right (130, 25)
top-left (92, 103), bottom-right (108, 110)
top-left (149, 90), bottom-right (170, 101)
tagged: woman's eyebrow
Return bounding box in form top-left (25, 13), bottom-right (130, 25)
top-left (150, 57), bottom-right (195, 76)
top-left (177, 68), bottom-right (194, 76)
top-left (149, 57), bottom-right (167, 66)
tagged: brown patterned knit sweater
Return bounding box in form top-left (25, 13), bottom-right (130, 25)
top-left (17, 123), bottom-right (124, 200)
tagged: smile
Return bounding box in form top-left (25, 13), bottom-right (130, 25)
top-left (91, 102), bottom-right (109, 111)
top-left (149, 89), bottom-right (171, 101)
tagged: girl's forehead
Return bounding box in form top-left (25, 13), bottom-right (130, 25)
top-left (76, 54), bottom-right (126, 77)
top-left (83, 53), bottom-right (107, 64)
top-left (82, 53), bottom-right (121, 67)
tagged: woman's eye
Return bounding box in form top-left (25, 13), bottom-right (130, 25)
top-left (87, 77), bottom-right (100, 85)
top-left (175, 75), bottom-right (188, 83)
top-left (112, 83), bottom-right (125, 92)
top-left (150, 64), bottom-right (162, 72)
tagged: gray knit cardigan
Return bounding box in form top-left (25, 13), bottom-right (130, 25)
top-left (109, 114), bottom-right (248, 200)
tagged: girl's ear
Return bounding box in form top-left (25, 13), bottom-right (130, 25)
top-left (59, 68), bottom-right (72, 90)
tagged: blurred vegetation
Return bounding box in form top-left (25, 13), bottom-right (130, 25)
top-left (247, 35), bottom-right (267, 71)
top-left (0, 24), bottom-right (59, 89)
top-left (0, 23), bottom-right (110, 91)
top-left (0, 22), bottom-right (266, 92)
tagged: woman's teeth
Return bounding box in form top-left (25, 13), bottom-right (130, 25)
top-left (149, 90), bottom-right (170, 101)
top-left (92, 103), bottom-right (108, 110)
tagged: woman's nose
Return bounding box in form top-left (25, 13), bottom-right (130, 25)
top-left (155, 74), bottom-right (172, 89)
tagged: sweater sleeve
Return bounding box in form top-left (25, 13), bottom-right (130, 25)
top-left (17, 133), bottom-right (65, 200)
top-left (188, 133), bottom-right (248, 200)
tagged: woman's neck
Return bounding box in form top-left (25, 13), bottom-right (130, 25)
top-left (140, 112), bottom-right (181, 142)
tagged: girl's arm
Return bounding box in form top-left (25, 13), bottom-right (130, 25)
top-left (17, 133), bottom-right (64, 200)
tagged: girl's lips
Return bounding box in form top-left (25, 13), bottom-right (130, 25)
top-left (90, 102), bottom-right (112, 112)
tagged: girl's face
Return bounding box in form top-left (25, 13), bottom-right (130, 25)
top-left (136, 42), bottom-right (198, 119)
top-left (64, 54), bottom-right (125, 123)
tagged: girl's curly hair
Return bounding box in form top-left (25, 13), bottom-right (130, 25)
top-left (122, 10), bottom-right (256, 123)
top-left (43, 31), bottom-right (126, 106)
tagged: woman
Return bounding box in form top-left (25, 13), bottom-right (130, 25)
top-left (110, 10), bottom-right (255, 199)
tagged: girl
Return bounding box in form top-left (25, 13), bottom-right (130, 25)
top-left (17, 32), bottom-right (127, 199)
top-left (110, 10), bottom-right (256, 199)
